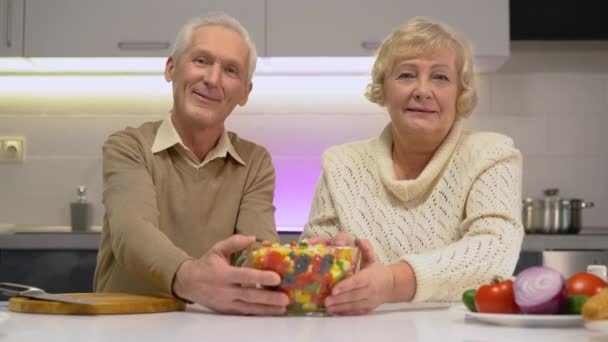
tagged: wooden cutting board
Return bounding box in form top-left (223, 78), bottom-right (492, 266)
top-left (9, 293), bottom-right (186, 315)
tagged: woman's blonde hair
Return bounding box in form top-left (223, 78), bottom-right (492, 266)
top-left (365, 17), bottom-right (478, 118)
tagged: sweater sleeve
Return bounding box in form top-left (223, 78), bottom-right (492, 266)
top-left (102, 131), bottom-right (189, 294)
top-left (234, 148), bottom-right (280, 265)
top-left (301, 172), bottom-right (342, 240)
top-left (401, 152), bottom-right (524, 302)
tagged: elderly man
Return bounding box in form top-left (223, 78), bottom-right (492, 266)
top-left (94, 13), bottom-right (288, 315)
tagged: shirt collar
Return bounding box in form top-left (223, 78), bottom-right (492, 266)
top-left (207, 129), bottom-right (246, 166)
top-left (151, 117), bottom-right (181, 153)
top-left (151, 117), bottom-right (246, 166)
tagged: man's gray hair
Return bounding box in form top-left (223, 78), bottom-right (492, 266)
top-left (171, 13), bottom-right (258, 83)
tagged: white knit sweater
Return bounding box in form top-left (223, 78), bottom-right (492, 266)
top-left (301, 119), bottom-right (524, 302)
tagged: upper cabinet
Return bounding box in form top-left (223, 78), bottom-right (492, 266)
top-left (0, 0), bottom-right (24, 56)
top-left (14, 0), bottom-right (510, 71)
top-left (23, 0), bottom-right (266, 57)
top-left (266, 0), bottom-right (509, 71)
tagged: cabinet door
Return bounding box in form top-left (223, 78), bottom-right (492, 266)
top-left (0, 249), bottom-right (99, 299)
top-left (267, 0), bottom-right (508, 57)
top-left (0, 0), bottom-right (24, 56)
top-left (24, 0), bottom-right (265, 57)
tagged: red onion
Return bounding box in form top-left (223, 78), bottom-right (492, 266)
top-left (514, 266), bottom-right (567, 314)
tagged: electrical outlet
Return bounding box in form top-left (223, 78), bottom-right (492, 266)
top-left (0, 136), bottom-right (26, 163)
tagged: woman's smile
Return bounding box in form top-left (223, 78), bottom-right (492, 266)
top-left (405, 107), bottom-right (436, 114)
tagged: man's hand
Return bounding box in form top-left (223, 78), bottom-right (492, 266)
top-left (172, 235), bottom-right (289, 315)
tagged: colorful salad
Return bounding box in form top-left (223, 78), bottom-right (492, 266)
top-left (250, 240), bottom-right (360, 314)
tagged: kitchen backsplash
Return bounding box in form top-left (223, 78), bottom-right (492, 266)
top-left (1, 42), bottom-right (607, 230)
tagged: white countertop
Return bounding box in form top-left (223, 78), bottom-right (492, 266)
top-left (0, 302), bottom-right (599, 342)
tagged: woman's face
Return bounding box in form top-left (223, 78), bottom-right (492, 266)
top-left (383, 48), bottom-right (459, 142)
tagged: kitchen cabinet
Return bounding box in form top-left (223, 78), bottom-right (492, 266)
top-left (19, 0), bottom-right (509, 70)
top-left (0, 250), bottom-right (97, 301)
top-left (0, 0), bottom-right (24, 56)
top-left (0, 232), bottom-right (100, 300)
top-left (24, 0), bottom-right (265, 57)
top-left (266, 0), bottom-right (509, 70)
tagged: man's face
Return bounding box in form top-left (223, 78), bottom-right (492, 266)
top-left (165, 25), bottom-right (252, 128)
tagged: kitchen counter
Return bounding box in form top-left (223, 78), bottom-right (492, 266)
top-left (0, 302), bottom-right (598, 341)
top-left (0, 231), bottom-right (303, 250)
top-left (522, 232), bottom-right (608, 252)
top-left (1, 230), bottom-right (607, 251)
top-left (0, 232), bottom-right (100, 250)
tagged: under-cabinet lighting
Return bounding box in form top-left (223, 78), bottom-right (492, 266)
top-left (0, 57), bottom-right (375, 75)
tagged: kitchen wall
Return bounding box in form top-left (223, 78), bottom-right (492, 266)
top-left (1, 41), bottom-right (607, 230)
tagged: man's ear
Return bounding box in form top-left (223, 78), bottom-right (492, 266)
top-left (164, 56), bottom-right (175, 82)
top-left (238, 82), bottom-right (253, 106)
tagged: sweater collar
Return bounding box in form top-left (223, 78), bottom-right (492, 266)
top-left (375, 119), bottom-right (464, 202)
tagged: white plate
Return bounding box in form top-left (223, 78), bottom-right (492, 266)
top-left (585, 320), bottom-right (608, 332)
top-left (0, 312), bottom-right (9, 325)
top-left (451, 304), bottom-right (583, 328)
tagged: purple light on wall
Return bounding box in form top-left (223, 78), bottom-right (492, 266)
top-left (273, 157), bottom-right (321, 232)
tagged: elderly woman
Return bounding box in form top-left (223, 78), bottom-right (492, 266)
top-left (301, 17), bottom-right (524, 315)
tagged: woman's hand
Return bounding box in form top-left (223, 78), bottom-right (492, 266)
top-left (324, 238), bottom-right (394, 315)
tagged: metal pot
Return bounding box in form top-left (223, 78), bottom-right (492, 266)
top-left (522, 197), bottom-right (544, 233)
top-left (522, 188), bottom-right (594, 234)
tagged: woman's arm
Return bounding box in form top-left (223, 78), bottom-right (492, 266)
top-left (301, 172), bottom-right (342, 240)
top-left (402, 153), bottom-right (524, 302)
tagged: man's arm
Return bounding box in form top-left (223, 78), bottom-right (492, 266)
top-left (102, 131), bottom-right (189, 294)
top-left (234, 148), bottom-right (279, 244)
top-left (171, 147), bottom-right (289, 314)
top-left (173, 235), bottom-right (288, 315)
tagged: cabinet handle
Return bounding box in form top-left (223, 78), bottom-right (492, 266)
top-left (117, 41), bottom-right (170, 51)
top-left (360, 41), bottom-right (380, 51)
top-left (5, 0), bottom-right (12, 48)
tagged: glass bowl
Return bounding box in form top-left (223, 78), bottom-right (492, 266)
top-left (249, 240), bottom-right (360, 315)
